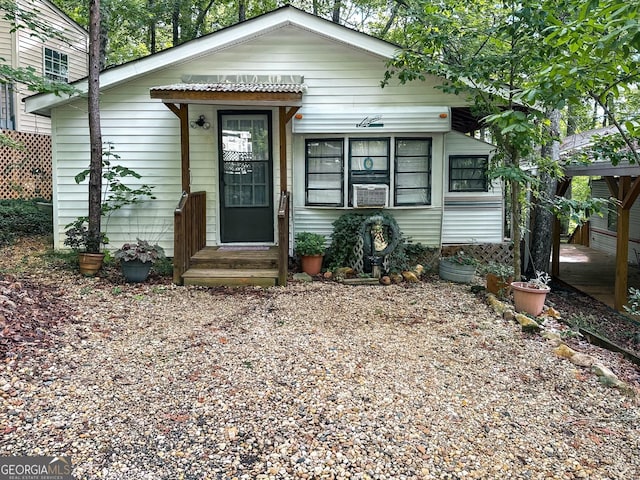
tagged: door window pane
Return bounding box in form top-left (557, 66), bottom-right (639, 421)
top-left (221, 114), bottom-right (270, 207)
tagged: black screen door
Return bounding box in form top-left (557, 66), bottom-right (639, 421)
top-left (219, 111), bottom-right (273, 243)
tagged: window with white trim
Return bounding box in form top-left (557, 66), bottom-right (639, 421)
top-left (304, 136), bottom-right (433, 207)
top-left (449, 155), bottom-right (488, 192)
top-left (305, 139), bottom-right (344, 206)
top-left (348, 138), bottom-right (390, 206)
top-left (395, 138), bottom-right (432, 205)
top-left (44, 48), bottom-right (68, 82)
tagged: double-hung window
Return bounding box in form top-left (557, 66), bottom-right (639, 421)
top-left (395, 138), bottom-right (432, 205)
top-left (44, 48), bottom-right (68, 82)
top-left (305, 139), bottom-right (344, 206)
top-left (449, 155), bottom-right (489, 192)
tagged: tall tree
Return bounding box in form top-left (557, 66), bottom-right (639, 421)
top-left (533, 0), bottom-right (640, 163)
top-left (385, 0), bottom-right (554, 279)
top-left (87, 0), bottom-right (102, 253)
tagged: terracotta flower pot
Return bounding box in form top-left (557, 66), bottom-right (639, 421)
top-left (486, 273), bottom-right (513, 296)
top-left (300, 254), bottom-right (323, 276)
top-left (511, 281), bottom-right (550, 316)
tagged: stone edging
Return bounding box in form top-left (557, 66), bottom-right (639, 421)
top-left (485, 293), bottom-right (635, 396)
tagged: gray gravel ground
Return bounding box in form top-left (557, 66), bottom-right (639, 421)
top-left (1, 278), bottom-right (639, 479)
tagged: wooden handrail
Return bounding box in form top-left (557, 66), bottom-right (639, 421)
top-left (277, 191), bottom-right (290, 286)
top-left (568, 221), bottom-right (590, 246)
top-left (174, 190), bottom-right (206, 284)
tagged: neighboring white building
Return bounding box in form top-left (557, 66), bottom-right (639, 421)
top-left (26, 6), bottom-right (503, 281)
top-left (561, 126), bottom-right (640, 265)
top-left (0, 0), bottom-right (88, 133)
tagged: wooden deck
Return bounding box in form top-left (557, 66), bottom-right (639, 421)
top-left (181, 246), bottom-right (280, 287)
top-left (556, 244), bottom-right (640, 309)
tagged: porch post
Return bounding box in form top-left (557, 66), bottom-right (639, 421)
top-left (552, 178), bottom-right (571, 277)
top-left (277, 106), bottom-right (299, 286)
top-left (615, 176), bottom-right (640, 310)
top-left (166, 103), bottom-right (191, 193)
top-left (614, 176), bottom-right (630, 310)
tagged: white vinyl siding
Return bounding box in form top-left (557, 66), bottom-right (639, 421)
top-left (13, 0), bottom-right (87, 133)
top-left (442, 132), bottom-right (502, 244)
top-left (44, 21), bottom-right (501, 253)
top-left (589, 179), bottom-right (640, 263)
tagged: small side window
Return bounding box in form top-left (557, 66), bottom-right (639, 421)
top-left (449, 155), bottom-right (488, 192)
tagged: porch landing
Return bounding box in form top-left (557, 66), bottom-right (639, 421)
top-left (556, 244), bottom-right (640, 309)
top-left (181, 246), bottom-right (280, 287)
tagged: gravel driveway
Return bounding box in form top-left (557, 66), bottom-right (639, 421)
top-left (1, 270), bottom-right (639, 479)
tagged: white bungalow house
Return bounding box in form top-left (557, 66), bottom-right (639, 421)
top-left (25, 6), bottom-right (503, 286)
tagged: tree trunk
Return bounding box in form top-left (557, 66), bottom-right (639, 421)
top-left (172, 1), bottom-right (180, 46)
top-left (149, 0), bottom-right (156, 54)
top-left (510, 176), bottom-right (522, 281)
top-left (88, 0), bottom-right (102, 253)
top-left (527, 109), bottom-right (560, 278)
top-left (99, 1), bottom-right (108, 70)
top-left (332, 0), bottom-right (341, 23)
top-left (239, 0), bottom-right (246, 22)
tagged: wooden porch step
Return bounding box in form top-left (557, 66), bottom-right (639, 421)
top-left (190, 246), bottom-right (279, 269)
top-left (182, 268), bottom-right (279, 287)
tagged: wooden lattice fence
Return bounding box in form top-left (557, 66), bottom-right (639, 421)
top-left (0, 130), bottom-right (52, 200)
top-left (441, 243), bottom-right (515, 267)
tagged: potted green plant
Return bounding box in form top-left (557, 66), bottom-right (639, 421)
top-left (511, 271), bottom-right (551, 316)
top-left (438, 250), bottom-right (478, 283)
top-left (115, 238), bottom-right (165, 282)
top-left (482, 261), bottom-right (514, 296)
top-left (64, 219), bottom-right (107, 276)
top-left (294, 231), bottom-right (326, 275)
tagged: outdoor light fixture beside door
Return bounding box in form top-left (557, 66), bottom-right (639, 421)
top-left (190, 115), bottom-right (210, 129)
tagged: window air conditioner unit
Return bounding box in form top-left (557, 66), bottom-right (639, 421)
top-left (352, 184), bottom-right (389, 208)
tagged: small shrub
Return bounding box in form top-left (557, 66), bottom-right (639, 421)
top-left (326, 210), bottom-right (401, 270)
top-left (0, 199), bottom-right (53, 246)
top-left (152, 257), bottom-right (174, 277)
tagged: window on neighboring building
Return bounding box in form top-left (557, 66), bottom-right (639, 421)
top-left (348, 138), bottom-right (390, 206)
top-left (305, 139), bottom-right (344, 206)
top-left (0, 83), bottom-right (15, 130)
top-left (44, 48), bottom-right (68, 82)
top-left (395, 138), bottom-right (432, 205)
top-left (449, 155), bottom-right (489, 192)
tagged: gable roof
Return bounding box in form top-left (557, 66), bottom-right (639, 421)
top-left (25, 5), bottom-right (400, 116)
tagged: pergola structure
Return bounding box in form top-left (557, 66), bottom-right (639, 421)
top-left (552, 160), bottom-right (640, 311)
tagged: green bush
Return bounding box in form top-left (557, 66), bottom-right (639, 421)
top-left (0, 199), bottom-right (53, 246)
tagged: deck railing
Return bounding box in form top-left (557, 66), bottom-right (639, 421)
top-left (568, 221), bottom-right (590, 246)
top-left (174, 191), bottom-right (206, 284)
top-left (277, 190), bottom-right (290, 286)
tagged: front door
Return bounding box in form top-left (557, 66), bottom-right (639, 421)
top-left (219, 111), bottom-right (274, 243)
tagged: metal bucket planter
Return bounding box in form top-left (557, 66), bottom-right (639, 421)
top-left (121, 259), bottom-right (153, 283)
top-left (439, 259), bottom-right (476, 283)
top-left (511, 281), bottom-right (550, 316)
